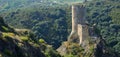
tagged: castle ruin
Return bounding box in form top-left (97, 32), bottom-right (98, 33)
top-left (68, 4), bottom-right (90, 45)
top-left (57, 3), bottom-right (91, 55)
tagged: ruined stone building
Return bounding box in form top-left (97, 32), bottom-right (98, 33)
top-left (57, 2), bottom-right (102, 56)
top-left (68, 4), bottom-right (90, 45)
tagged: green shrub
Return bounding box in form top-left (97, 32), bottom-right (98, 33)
top-left (2, 26), bottom-right (9, 32)
top-left (39, 39), bottom-right (45, 43)
top-left (44, 47), bottom-right (61, 57)
top-left (20, 36), bottom-right (29, 41)
top-left (64, 53), bottom-right (74, 57)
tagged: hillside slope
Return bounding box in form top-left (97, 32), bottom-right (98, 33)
top-left (0, 0), bottom-right (92, 13)
top-left (0, 17), bottom-right (60, 57)
top-left (0, 0), bottom-right (120, 57)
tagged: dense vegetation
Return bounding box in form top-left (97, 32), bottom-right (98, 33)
top-left (0, 17), bottom-right (61, 57)
top-left (0, 5), bottom-right (71, 48)
top-left (0, 0), bottom-right (64, 13)
top-left (87, 0), bottom-right (120, 54)
top-left (0, 0), bottom-right (87, 13)
top-left (0, 0), bottom-right (120, 57)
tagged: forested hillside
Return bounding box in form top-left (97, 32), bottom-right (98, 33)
top-left (0, 0), bottom-right (120, 57)
top-left (0, 17), bottom-right (61, 57)
top-left (0, 0), bottom-right (63, 13)
top-left (0, 0), bottom-right (92, 13)
top-left (0, 5), bottom-right (71, 48)
top-left (87, 0), bottom-right (120, 54)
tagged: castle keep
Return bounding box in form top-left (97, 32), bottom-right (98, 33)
top-left (57, 3), bottom-right (91, 55)
top-left (68, 4), bottom-right (90, 45)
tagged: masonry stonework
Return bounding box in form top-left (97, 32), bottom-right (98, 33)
top-left (68, 4), bottom-right (90, 45)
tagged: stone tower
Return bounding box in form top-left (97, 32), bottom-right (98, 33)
top-left (68, 4), bottom-right (89, 45)
top-left (57, 3), bottom-right (91, 55)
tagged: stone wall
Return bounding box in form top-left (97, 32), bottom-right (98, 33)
top-left (68, 3), bottom-right (89, 45)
